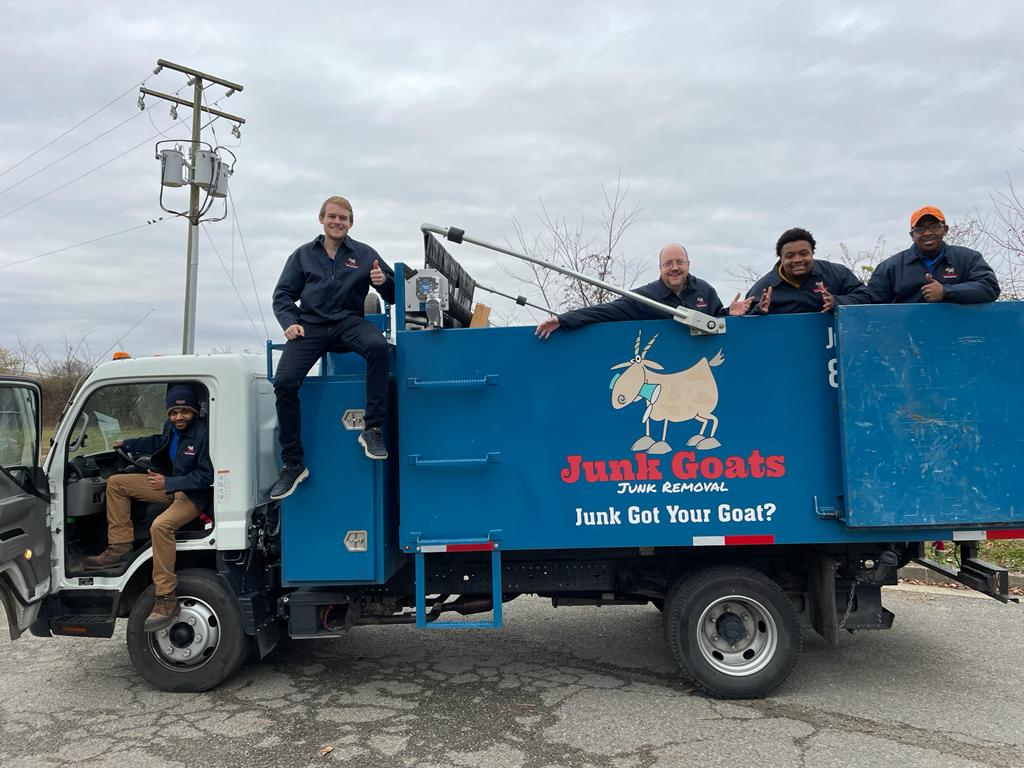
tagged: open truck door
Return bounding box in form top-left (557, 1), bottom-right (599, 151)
top-left (0, 377), bottom-right (51, 639)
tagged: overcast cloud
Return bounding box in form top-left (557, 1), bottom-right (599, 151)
top-left (1, 1), bottom-right (1022, 360)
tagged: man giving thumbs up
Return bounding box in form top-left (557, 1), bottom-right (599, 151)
top-left (859, 205), bottom-right (1000, 305)
top-left (270, 196), bottom-right (395, 500)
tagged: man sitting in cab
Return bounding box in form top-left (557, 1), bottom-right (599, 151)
top-left (82, 384), bottom-right (213, 632)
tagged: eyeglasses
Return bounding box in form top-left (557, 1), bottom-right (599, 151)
top-left (660, 259), bottom-right (689, 268)
top-left (912, 222), bottom-right (945, 234)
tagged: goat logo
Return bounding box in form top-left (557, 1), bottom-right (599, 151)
top-left (609, 331), bottom-right (724, 454)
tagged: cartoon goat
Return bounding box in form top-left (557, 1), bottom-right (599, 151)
top-left (609, 330), bottom-right (724, 454)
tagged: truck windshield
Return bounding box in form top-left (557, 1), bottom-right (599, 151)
top-left (67, 382), bottom-right (170, 460)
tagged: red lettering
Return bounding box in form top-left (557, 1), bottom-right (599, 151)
top-left (766, 455), bottom-right (786, 477)
top-left (560, 455), bottom-right (581, 483)
top-left (636, 453), bottom-right (663, 480)
top-left (672, 451), bottom-right (698, 479)
top-left (607, 459), bottom-right (635, 482)
top-left (747, 449), bottom-right (766, 478)
top-left (725, 456), bottom-right (749, 479)
top-left (700, 457), bottom-right (723, 479)
top-left (561, 451), bottom-right (781, 483)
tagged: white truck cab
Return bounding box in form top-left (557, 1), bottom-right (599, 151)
top-left (0, 355), bottom-right (279, 691)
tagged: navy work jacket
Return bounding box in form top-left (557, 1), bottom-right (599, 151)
top-left (747, 260), bottom-right (867, 314)
top-left (558, 276), bottom-right (726, 330)
top-left (273, 234), bottom-right (396, 329)
top-left (859, 244), bottom-right (1000, 304)
top-left (124, 418), bottom-right (213, 512)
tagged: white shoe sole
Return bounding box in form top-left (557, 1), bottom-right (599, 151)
top-left (269, 467), bottom-right (309, 500)
top-left (358, 434), bottom-right (388, 460)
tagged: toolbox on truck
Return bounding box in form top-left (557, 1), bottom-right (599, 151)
top-left (837, 302), bottom-right (1024, 528)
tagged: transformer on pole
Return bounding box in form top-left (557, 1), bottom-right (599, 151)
top-left (142, 59), bottom-right (246, 355)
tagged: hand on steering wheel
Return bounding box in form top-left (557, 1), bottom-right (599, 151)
top-left (114, 446), bottom-right (157, 473)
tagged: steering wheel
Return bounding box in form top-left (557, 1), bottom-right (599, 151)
top-left (115, 446), bottom-right (157, 473)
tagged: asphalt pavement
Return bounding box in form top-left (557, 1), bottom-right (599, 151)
top-left (1, 586), bottom-right (1021, 768)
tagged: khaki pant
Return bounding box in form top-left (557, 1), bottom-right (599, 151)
top-left (105, 474), bottom-right (200, 595)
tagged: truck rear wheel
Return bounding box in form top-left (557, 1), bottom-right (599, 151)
top-left (126, 568), bottom-right (249, 692)
top-left (665, 565), bottom-right (800, 698)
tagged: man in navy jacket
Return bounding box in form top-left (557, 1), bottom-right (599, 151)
top-left (270, 196), bottom-right (395, 500)
top-left (859, 205), bottom-right (1000, 304)
top-left (83, 384), bottom-right (213, 632)
top-left (747, 228), bottom-right (868, 314)
top-left (535, 243), bottom-right (750, 339)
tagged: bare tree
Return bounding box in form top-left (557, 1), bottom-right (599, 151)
top-left (985, 174), bottom-right (1024, 300)
top-left (35, 334), bottom-right (95, 423)
top-left (498, 173), bottom-right (643, 323)
top-left (834, 235), bottom-right (887, 283)
top-left (14, 334), bottom-right (44, 375)
top-left (0, 347), bottom-right (24, 375)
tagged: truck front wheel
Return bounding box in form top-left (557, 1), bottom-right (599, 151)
top-left (126, 569), bottom-right (249, 692)
top-left (665, 565), bottom-right (800, 698)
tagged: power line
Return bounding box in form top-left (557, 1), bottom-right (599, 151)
top-left (0, 79), bottom-right (148, 180)
top-left (145, 82), bottom-right (194, 140)
top-left (91, 308), bottom-right (155, 366)
top-left (0, 114), bottom-right (189, 221)
top-left (0, 217), bottom-right (170, 270)
top-left (0, 103), bottom-right (159, 200)
top-left (200, 222), bottom-right (265, 345)
top-left (202, 86), bottom-right (222, 147)
top-left (228, 192), bottom-right (271, 340)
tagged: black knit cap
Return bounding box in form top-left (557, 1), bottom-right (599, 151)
top-left (165, 384), bottom-right (200, 414)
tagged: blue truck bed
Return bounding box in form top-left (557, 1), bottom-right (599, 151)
top-left (281, 273), bottom-right (1024, 585)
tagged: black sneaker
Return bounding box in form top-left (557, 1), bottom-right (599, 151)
top-left (269, 463), bottom-right (309, 500)
top-left (358, 427), bottom-right (388, 460)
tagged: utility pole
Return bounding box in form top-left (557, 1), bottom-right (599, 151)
top-left (141, 59), bottom-right (245, 354)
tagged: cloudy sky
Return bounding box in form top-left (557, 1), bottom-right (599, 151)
top-left (1, 1), bottom-right (1021, 361)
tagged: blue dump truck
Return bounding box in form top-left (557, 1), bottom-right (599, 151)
top-left (1, 225), bottom-right (1021, 698)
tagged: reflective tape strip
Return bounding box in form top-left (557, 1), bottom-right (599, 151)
top-left (986, 528), bottom-right (1024, 540)
top-left (691, 535), bottom-right (776, 546)
top-left (725, 534), bottom-right (775, 545)
top-left (692, 536), bottom-right (725, 546)
top-left (447, 543), bottom-right (497, 552)
top-left (952, 530), bottom-right (985, 541)
top-left (418, 542), bottom-right (497, 553)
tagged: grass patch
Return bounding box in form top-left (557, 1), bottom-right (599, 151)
top-left (925, 540), bottom-right (1024, 572)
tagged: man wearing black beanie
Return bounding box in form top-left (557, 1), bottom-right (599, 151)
top-left (82, 383), bottom-right (213, 632)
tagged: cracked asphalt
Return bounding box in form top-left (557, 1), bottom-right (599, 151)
top-left (1, 586), bottom-right (1021, 768)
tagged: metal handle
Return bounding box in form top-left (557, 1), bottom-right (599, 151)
top-left (406, 374), bottom-right (499, 389)
top-left (408, 452), bottom-right (501, 467)
top-left (420, 223), bottom-right (726, 335)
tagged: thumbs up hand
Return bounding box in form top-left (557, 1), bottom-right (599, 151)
top-left (370, 259), bottom-right (386, 287)
top-left (921, 272), bottom-right (944, 302)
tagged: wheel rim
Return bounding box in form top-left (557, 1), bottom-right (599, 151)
top-left (147, 596), bottom-right (222, 672)
top-left (694, 594), bottom-right (778, 677)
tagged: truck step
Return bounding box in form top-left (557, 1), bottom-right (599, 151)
top-left (49, 614), bottom-right (116, 638)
